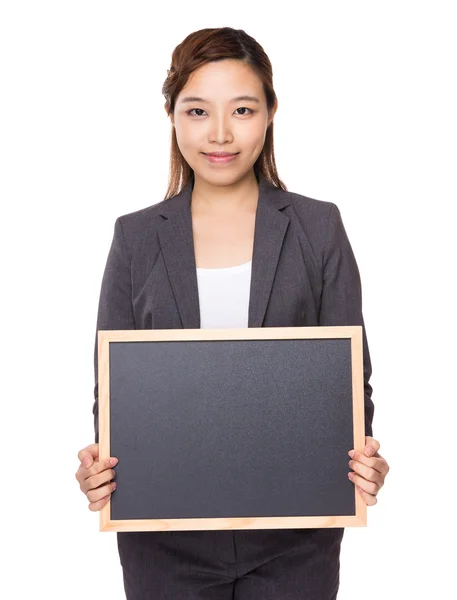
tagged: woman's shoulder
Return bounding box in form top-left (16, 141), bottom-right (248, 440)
top-left (115, 195), bottom-right (181, 235)
top-left (282, 186), bottom-right (340, 241)
top-left (116, 197), bottom-right (167, 224)
top-left (284, 186), bottom-right (336, 217)
top-left (111, 195), bottom-right (184, 255)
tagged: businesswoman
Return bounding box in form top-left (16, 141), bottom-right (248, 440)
top-left (75, 27), bottom-right (389, 599)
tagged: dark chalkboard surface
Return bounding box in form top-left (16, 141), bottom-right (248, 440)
top-left (98, 326), bottom-right (366, 532)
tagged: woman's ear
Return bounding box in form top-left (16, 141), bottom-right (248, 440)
top-left (164, 103), bottom-right (175, 127)
top-left (268, 99), bottom-right (278, 127)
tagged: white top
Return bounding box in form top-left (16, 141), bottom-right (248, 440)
top-left (196, 260), bottom-right (252, 329)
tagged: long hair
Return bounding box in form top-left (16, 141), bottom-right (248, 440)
top-left (162, 27), bottom-right (287, 200)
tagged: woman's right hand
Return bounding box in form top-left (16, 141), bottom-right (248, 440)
top-left (75, 443), bottom-right (119, 512)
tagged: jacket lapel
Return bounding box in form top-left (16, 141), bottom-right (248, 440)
top-left (157, 172), bottom-right (291, 329)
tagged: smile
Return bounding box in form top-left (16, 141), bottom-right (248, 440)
top-left (202, 153), bottom-right (239, 164)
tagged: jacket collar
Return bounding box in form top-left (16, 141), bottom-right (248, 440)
top-left (156, 172), bottom-right (291, 329)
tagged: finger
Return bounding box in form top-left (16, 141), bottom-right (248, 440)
top-left (347, 446), bottom-right (379, 461)
top-left (348, 451), bottom-right (386, 475)
top-left (349, 459), bottom-right (384, 488)
top-left (88, 493), bottom-right (112, 512)
top-left (348, 471), bottom-right (380, 496)
top-left (82, 467), bottom-right (117, 495)
top-left (356, 485), bottom-right (377, 506)
top-left (78, 444), bottom-right (99, 468)
top-left (371, 454), bottom-right (390, 476)
top-left (76, 456), bottom-right (118, 486)
top-left (87, 480), bottom-right (117, 504)
top-left (363, 436), bottom-right (381, 457)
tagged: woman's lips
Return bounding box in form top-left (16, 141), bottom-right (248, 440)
top-left (202, 153), bottom-right (239, 164)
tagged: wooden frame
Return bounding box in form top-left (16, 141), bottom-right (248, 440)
top-left (98, 325), bottom-right (366, 532)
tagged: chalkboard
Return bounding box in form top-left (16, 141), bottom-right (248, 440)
top-left (98, 326), bottom-right (366, 532)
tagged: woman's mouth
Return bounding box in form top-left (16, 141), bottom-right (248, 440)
top-left (202, 152), bottom-right (239, 164)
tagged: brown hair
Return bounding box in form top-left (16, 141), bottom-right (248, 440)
top-left (162, 27), bottom-right (287, 200)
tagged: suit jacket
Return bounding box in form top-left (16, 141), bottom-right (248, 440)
top-left (92, 172), bottom-right (374, 443)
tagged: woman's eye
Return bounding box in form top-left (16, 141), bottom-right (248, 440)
top-left (234, 107), bottom-right (253, 116)
top-left (187, 107), bottom-right (253, 117)
top-left (188, 108), bottom-right (206, 117)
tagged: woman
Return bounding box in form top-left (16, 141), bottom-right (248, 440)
top-left (75, 26), bottom-right (389, 599)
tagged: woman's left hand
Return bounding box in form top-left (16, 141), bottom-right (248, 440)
top-left (347, 436), bottom-right (390, 506)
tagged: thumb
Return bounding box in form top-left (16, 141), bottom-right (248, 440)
top-left (78, 443), bottom-right (99, 468)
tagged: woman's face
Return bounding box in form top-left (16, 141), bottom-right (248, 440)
top-left (170, 59), bottom-right (276, 186)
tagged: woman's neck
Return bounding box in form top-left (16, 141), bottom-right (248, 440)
top-left (190, 171), bottom-right (259, 216)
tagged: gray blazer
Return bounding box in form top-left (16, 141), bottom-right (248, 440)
top-left (92, 172), bottom-right (374, 443)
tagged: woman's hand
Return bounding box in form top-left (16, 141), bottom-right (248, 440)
top-left (75, 443), bottom-right (119, 512)
top-left (347, 436), bottom-right (390, 506)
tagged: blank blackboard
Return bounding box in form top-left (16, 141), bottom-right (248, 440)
top-left (98, 326), bottom-right (366, 532)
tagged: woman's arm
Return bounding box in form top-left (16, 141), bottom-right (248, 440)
top-left (318, 203), bottom-right (375, 437)
top-left (92, 217), bottom-right (136, 443)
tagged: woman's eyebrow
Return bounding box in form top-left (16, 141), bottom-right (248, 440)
top-left (180, 95), bottom-right (260, 104)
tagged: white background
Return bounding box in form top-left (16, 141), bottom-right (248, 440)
top-left (2, 1), bottom-right (455, 598)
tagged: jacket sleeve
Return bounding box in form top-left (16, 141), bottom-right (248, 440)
top-left (318, 203), bottom-right (375, 437)
top-left (92, 217), bottom-right (136, 443)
